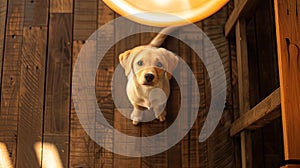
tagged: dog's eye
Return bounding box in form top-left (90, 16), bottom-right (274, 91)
top-left (137, 60), bottom-right (143, 66)
top-left (157, 62), bottom-right (163, 67)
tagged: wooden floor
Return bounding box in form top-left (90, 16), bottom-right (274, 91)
top-left (0, 0), bottom-right (233, 167)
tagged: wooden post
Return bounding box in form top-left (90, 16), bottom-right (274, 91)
top-left (235, 18), bottom-right (252, 168)
top-left (274, 0), bottom-right (300, 163)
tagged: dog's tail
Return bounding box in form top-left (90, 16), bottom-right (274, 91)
top-left (149, 26), bottom-right (179, 47)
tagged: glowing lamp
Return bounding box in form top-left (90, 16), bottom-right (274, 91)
top-left (103, 0), bottom-right (229, 26)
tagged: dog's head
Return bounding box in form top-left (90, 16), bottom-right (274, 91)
top-left (119, 46), bottom-right (179, 86)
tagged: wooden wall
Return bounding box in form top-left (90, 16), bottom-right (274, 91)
top-left (0, 0), bottom-right (234, 167)
top-left (245, 0), bottom-right (283, 167)
top-left (228, 0), bottom-right (284, 167)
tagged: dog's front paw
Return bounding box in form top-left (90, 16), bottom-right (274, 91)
top-left (130, 112), bottom-right (142, 125)
top-left (157, 110), bottom-right (167, 122)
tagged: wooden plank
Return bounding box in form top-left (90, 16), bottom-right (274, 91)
top-left (189, 31), bottom-right (201, 168)
top-left (227, 2), bottom-right (242, 165)
top-left (235, 18), bottom-right (252, 168)
top-left (70, 97), bottom-right (96, 167)
top-left (230, 88), bottom-right (281, 136)
top-left (114, 109), bottom-right (141, 167)
top-left (113, 15), bottom-right (141, 167)
top-left (235, 18), bottom-right (250, 115)
top-left (44, 13), bottom-right (73, 168)
top-left (245, 12), bottom-right (266, 168)
top-left (179, 23), bottom-right (204, 168)
top-left (281, 165), bottom-right (300, 168)
top-left (139, 26), bottom-right (168, 168)
top-left (24, 0), bottom-right (48, 26)
top-left (16, 26), bottom-right (47, 168)
top-left (245, 1), bottom-right (283, 166)
top-left (203, 7), bottom-right (234, 168)
top-left (0, 0), bottom-right (25, 167)
top-left (162, 30), bottom-right (182, 168)
top-left (0, 0), bottom-right (7, 85)
top-left (69, 1), bottom-right (98, 167)
top-left (229, 19), bottom-right (242, 168)
top-left (73, 0), bottom-right (97, 41)
top-left (262, 119), bottom-right (284, 167)
top-left (5, 0), bottom-right (25, 36)
top-left (255, 0), bottom-right (279, 99)
top-left (0, 36), bottom-right (22, 168)
top-left (141, 120), bottom-right (168, 168)
top-left (95, 1), bottom-right (115, 167)
top-left (274, 0), bottom-right (300, 161)
top-left (70, 40), bottom-right (96, 168)
top-left (249, 1), bottom-right (283, 166)
top-left (50, 0), bottom-right (72, 13)
top-left (178, 28), bottom-right (192, 168)
top-left (224, 0), bottom-right (258, 36)
top-left (246, 17), bottom-right (261, 107)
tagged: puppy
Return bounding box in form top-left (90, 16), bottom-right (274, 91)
top-left (119, 27), bottom-right (179, 125)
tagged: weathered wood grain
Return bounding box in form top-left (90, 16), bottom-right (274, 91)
top-left (0, 0), bottom-right (25, 167)
top-left (228, 3), bottom-right (242, 166)
top-left (50, 0), bottom-right (72, 13)
top-left (189, 33), bottom-right (202, 168)
top-left (24, 0), bottom-right (48, 26)
top-left (246, 1), bottom-right (283, 166)
top-left (16, 26), bottom-right (47, 168)
top-left (275, 0), bottom-right (300, 161)
top-left (44, 13), bottom-right (73, 168)
top-left (113, 17), bottom-right (141, 166)
top-left (5, 0), bottom-right (25, 36)
top-left (160, 31), bottom-right (182, 168)
top-left (114, 109), bottom-right (141, 167)
top-left (70, 41), bottom-right (96, 168)
top-left (95, 1), bottom-right (115, 167)
top-left (0, 36), bottom-right (22, 168)
top-left (73, 0), bottom-right (97, 41)
top-left (224, 0), bottom-right (258, 36)
top-left (96, 0), bottom-right (115, 128)
top-left (70, 1), bottom-right (98, 167)
top-left (140, 26), bottom-right (168, 168)
top-left (203, 7), bottom-right (234, 168)
top-left (235, 17), bottom-right (252, 168)
top-left (0, 0), bottom-right (7, 85)
top-left (255, 0), bottom-right (279, 99)
top-left (178, 28), bottom-right (193, 168)
top-left (230, 88), bottom-right (281, 136)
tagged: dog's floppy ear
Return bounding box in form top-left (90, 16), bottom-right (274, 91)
top-left (158, 48), bottom-right (179, 79)
top-left (119, 49), bottom-right (133, 76)
top-left (119, 46), bottom-right (145, 76)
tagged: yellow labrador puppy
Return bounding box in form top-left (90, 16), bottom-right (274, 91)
top-left (119, 27), bottom-right (179, 125)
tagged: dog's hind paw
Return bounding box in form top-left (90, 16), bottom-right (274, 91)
top-left (157, 110), bottom-right (167, 122)
top-left (158, 115), bottom-right (166, 122)
top-left (132, 119), bottom-right (139, 125)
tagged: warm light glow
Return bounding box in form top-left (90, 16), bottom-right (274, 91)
top-left (152, 0), bottom-right (173, 7)
top-left (0, 143), bottom-right (13, 168)
top-left (103, 0), bottom-right (229, 26)
top-left (34, 142), bottom-right (63, 168)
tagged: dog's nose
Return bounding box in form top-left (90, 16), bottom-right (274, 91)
top-left (145, 73), bottom-right (155, 82)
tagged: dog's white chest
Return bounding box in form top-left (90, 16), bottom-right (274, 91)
top-left (126, 76), bottom-right (169, 109)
